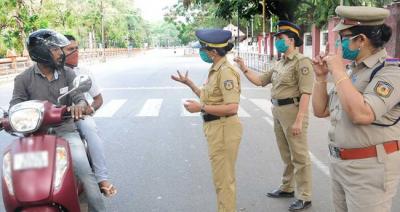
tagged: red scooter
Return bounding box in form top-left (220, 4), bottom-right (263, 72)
top-left (0, 75), bottom-right (92, 212)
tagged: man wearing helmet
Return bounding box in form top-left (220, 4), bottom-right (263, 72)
top-left (9, 29), bottom-right (106, 212)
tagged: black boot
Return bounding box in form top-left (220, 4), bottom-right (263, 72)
top-left (266, 189), bottom-right (294, 198)
top-left (288, 199), bottom-right (312, 211)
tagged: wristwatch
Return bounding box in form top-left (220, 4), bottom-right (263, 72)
top-left (200, 104), bottom-right (206, 113)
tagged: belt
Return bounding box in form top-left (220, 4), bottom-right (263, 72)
top-left (271, 97), bottom-right (300, 106)
top-left (329, 140), bottom-right (400, 160)
top-left (202, 113), bottom-right (236, 122)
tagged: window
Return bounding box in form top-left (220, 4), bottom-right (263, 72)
top-left (322, 32), bottom-right (328, 45)
top-left (305, 34), bottom-right (312, 46)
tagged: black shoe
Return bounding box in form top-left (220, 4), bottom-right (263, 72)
top-left (288, 199), bottom-right (312, 211)
top-left (266, 189), bottom-right (295, 198)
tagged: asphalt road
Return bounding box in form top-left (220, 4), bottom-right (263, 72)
top-left (0, 49), bottom-right (398, 212)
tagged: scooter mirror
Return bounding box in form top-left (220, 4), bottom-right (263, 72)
top-left (57, 74), bottom-right (92, 106)
top-left (72, 74), bottom-right (92, 93)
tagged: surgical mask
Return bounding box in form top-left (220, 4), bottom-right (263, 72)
top-left (275, 39), bottom-right (289, 53)
top-left (199, 49), bottom-right (213, 63)
top-left (336, 35), bottom-right (360, 61)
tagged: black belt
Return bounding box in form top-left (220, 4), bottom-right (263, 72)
top-left (271, 97), bottom-right (300, 106)
top-left (202, 113), bottom-right (236, 122)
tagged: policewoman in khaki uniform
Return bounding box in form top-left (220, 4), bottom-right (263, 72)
top-left (235, 21), bottom-right (314, 211)
top-left (171, 29), bottom-right (242, 212)
top-left (312, 6), bottom-right (400, 212)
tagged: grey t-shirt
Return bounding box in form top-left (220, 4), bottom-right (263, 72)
top-left (10, 63), bottom-right (86, 132)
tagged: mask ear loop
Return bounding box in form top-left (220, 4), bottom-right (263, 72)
top-left (64, 48), bottom-right (78, 57)
top-left (348, 34), bottom-right (362, 51)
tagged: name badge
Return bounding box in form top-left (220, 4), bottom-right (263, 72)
top-left (60, 86), bottom-right (68, 95)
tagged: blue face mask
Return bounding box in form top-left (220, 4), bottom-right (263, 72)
top-left (336, 37), bottom-right (360, 61)
top-left (199, 50), bottom-right (213, 63)
top-left (275, 39), bottom-right (289, 53)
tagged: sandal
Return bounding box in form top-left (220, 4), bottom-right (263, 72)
top-left (100, 184), bottom-right (117, 197)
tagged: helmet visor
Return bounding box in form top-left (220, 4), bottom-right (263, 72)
top-left (44, 32), bottom-right (70, 47)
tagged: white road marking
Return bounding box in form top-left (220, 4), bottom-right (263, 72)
top-left (137, 99), bottom-right (163, 117)
top-left (309, 151), bottom-right (330, 176)
top-left (181, 99), bottom-right (200, 117)
top-left (238, 106), bottom-right (250, 117)
top-left (250, 98), bottom-right (273, 117)
top-left (94, 99), bottom-right (127, 118)
top-left (264, 117), bottom-right (274, 126)
top-left (240, 95), bottom-right (247, 100)
top-left (263, 110), bottom-right (331, 177)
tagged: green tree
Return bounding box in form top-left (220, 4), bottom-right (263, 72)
top-left (164, 1), bottom-right (229, 45)
top-left (0, 0), bottom-right (152, 57)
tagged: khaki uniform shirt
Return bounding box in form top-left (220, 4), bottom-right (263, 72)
top-left (200, 57), bottom-right (241, 105)
top-left (328, 49), bottom-right (400, 148)
top-left (259, 49), bottom-right (314, 99)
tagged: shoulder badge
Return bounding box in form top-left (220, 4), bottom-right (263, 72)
top-left (374, 81), bottom-right (394, 98)
top-left (301, 67), bottom-right (309, 75)
top-left (224, 80), bottom-right (234, 90)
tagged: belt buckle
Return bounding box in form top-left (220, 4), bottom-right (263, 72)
top-left (329, 145), bottom-right (341, 159)
top-left (271, 99), bottom-right (278, 106)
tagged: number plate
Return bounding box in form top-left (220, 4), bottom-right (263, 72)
top-left (13, 151), bottom-right (49, 170)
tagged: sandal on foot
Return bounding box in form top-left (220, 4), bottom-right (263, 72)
top-left (100, 184), bottom-right (117, 197)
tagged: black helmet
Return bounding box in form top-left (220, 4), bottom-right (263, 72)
top-left (27, 29), bottom-right (70, 68)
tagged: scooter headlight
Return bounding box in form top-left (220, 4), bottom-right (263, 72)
top-left (9, 101), bottom-right (44, 133)
top-left (3, 152), bottom-right (14, 195)
top-left (54, 146), bottom-right (68, 191)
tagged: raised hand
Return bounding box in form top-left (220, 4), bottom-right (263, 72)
top-left (323, 40), bottom-right (346, 75)
top-left (312, 44), bottom-right (329, 77)
top-left (233, 56), bottom-right (247, 72)
top-left (171, 70), bottom-right (190, 85)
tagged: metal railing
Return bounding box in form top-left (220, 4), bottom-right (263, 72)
top-left (0, 48), bottom-right (135, 79)
top-left (0, 57), bottom-right (32, 78)
top-left (237, 52), bottom-right (274, 73)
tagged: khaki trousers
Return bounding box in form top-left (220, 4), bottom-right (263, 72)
top-left (272, 104), bottom-right (312, 201)
top-left (203, 115), bottom-right (242, 212)
top-left (330, 145), bottom-right (400, 212)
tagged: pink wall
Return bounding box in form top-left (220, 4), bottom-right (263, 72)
top-left (385, 2), bottom-right (400, 58)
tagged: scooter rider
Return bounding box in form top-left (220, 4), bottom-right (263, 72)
top-left (9, 29), bottom-right (106, 212)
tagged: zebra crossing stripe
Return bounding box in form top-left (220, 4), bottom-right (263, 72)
top-left (238, 106), bottom-right (250, 117)
top-left (94, 99), bottom-right (127, 118)
top-left (249, 98), bottom-right (273, 118)
top-left (137, 99), bottom-right (163, 117)
top-left (264, 117), bottom-right (274, 126)
top-left (181, 99), bottom-right (200, 117)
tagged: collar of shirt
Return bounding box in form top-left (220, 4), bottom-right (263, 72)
top-left (353, 48), bottom-right (387, 70)
top-left (210, 56), bottom-right (227, 72)
top-left (283, 49), bottom-right (299, 61)
top-left (33, 63), bottom-right (61, 81)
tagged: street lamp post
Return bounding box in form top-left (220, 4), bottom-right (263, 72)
top-left (262, 0), bottom-right (266, 54)
top-left (101, 0), bottom-right (106, 62)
